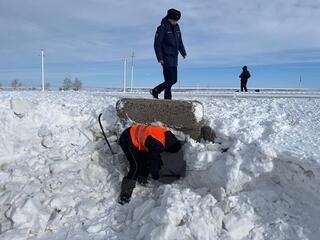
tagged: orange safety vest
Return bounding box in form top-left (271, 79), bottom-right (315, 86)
top-left (130, 125), bottom-right (167, 151)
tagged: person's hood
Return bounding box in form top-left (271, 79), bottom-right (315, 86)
top-left (165, 131), bottom-right (181, 153)
top-left (161, 17), bottom-right (168, 25)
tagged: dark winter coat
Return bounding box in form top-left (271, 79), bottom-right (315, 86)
top-left (154, 18), bottom-right (186, 67)
top-left (143, 132), bottom-right (182, 180)
top-left (239, 69), bottom-right (251, 81)
top-left (121, 128), bottom-right (177, 180)
top-left (143, 134), bottom-right (165, 180)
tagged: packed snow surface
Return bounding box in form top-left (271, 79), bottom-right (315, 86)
top-left (0, 90), bottom-right (319, 240)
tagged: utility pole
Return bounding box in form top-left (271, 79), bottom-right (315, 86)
top-left (41, 49), bottom-right (45, 91)
top-left (299, 75), bottom-right (302, 88)
top-left (123, 57), bottom-right (127, 93)
top-left (130, 51), bottom-right (135, 92)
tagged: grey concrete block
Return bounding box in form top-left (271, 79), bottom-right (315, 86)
top-left (116, 98), bottom-right (204, 140)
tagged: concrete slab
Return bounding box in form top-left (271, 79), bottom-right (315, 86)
top-left (116, 98), bottom-right (204, 140)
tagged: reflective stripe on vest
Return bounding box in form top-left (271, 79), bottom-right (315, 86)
top-left (135, 125), bottom-right (148, 150)
top-left (130, 125), bottom-right (166, 151)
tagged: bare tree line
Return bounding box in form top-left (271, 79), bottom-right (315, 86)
top-left (0, 78), bottom-right (82, 91)
top-left (60, 78), bottom-right (82, 91)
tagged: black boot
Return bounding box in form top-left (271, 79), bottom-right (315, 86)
top-left (150, 88), bottom-right (159, 99)
top-left (118, 177), bottom-right (136, 205)
top-left (137, 176), bottom-right (148, 186)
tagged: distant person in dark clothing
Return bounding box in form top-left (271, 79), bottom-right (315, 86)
top-left (118, 124), bottom-right (181, 204)
top-left (239, 66), bottom-right (251, 92)
top-left (151, 8), bottom-right (187, 100)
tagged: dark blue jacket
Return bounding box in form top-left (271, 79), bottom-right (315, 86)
top-left (239, 70), bottom-right (251, 81)
top-left (154, 18), bottom-right (186, 67)
top-left (141, 131), bottom-right (178, 180)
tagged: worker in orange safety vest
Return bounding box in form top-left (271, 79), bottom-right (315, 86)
top-left (118, 124), bottom-right (181, 204)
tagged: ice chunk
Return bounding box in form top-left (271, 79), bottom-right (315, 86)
top-left (192, 101), bottom-right (204, 123)
top-left (87, 224), bottom-right (103, 233)
top-left (10, 98), bottom-right (35, 118)
top-left (12, 198), bottom-right (51, 233)
top-left (133, 199), bottom-right (156, 221)
top-left (223, 212), bottom-right (254, 239)
top-left (102, 105), bottom-right (118, 130)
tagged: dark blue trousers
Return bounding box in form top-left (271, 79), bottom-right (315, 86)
top-left (154, 66), bottom-right (177, 99)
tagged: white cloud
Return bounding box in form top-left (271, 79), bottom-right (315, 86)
top-left (0, 0), bottom-right (319, 67)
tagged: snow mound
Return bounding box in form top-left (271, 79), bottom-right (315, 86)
top-left (0, 91), bottom-right (319, 240)
top-left (10, 98), bottom-right (35, 118)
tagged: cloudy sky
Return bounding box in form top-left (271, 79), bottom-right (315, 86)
top-left (0, 0), bottom-right (320, 88)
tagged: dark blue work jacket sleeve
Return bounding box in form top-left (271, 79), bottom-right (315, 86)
top-left (178, 30), bottom-right (186, 57)
top-left (154, 25), bottom-right (165, 62)
top-left (144, 136), bottom-right (165, 180)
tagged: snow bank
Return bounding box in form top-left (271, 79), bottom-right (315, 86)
top-left (10, 98), bottom-right (35, 118)
top-left (118, 185), bottom-right (224, 240)
top-left (0, 91), bottom-right (319, 240)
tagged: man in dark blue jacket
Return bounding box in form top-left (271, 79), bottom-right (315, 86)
top-left (239, 66), bottom-right (251, 92)
top-left (151, 8), bottom-right (187, 100)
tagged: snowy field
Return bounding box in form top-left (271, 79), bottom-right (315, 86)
top-left (0, 90), bottom-right (319, 240)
